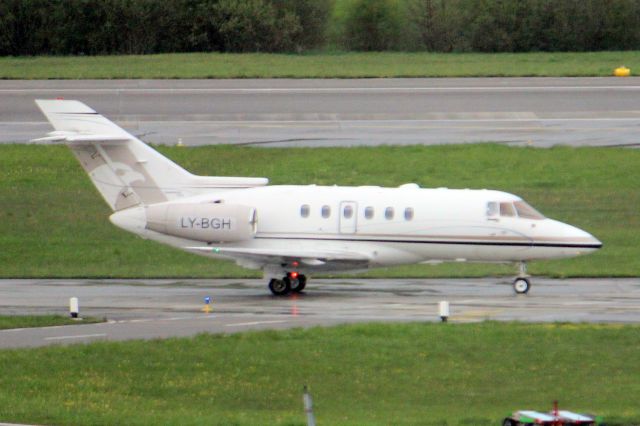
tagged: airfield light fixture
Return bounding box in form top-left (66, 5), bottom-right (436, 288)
top-left (439, 301), bottom-right (450, 322)
top-left (69, 297), bottom-right (79, 319)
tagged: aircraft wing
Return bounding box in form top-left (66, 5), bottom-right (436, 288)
top-left (184, 245), bottom-right (371, 267)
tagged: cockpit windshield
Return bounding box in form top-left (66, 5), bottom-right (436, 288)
top-left (513, 201), bottom-right (545, 219)
top-left (500, 202), bottom-right (516, 217)
top-left (487, 200), bottom-right (545, 220)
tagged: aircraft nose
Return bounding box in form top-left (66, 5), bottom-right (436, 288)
top-left (555, 220), bottom-right (602, 252)
top-left (578, 230), bottom-right (602, 251)
top-left (588, 233), bottom-right (602, 249)
top-left (528, 219), bottom-right (601, 260)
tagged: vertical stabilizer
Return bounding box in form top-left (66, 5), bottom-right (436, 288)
top-left (35, 100), bottom-right (269, 211)
top-left (35, 100), bottom-right (193, 211)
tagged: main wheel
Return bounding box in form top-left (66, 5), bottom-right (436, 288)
top-left (295, 274), bottom-right (307, 292)
top-left (269, 278), bottom-right (291, 296)
top-left (289, 277), bottom-right (301, 292)
top-left (513, 277), bottom-right (531, 294)
top-left (288, 274), bottom-right (308, 293)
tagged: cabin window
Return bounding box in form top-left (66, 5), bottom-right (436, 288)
top-left (486, 202), bottom-right (498, 217)
top-left (343, 205), bottom-right (354, 219)
top-left (300, 204), bottom-right (310, 218)
top-left (404, 207), bottom-right (414, 221)
top-left (321, 205), bottom-right (331, 218)
top-left (385, 207), bottom-right (394, 220)
top-left (514, 201), bottom-right (545, 220)
top-left (364, 206), bottom-right (374, 219)
top-left (500, 202), bottom-right (516, 217)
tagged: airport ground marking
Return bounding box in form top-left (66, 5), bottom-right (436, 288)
top-left (225, 320), bottom-right (288, 327)
top-left (44, 333), bottom-right (107, 341)
top-left (5, 85), bottom-right (640, 94)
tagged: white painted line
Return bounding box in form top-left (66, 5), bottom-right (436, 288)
top-left (8, 117), bottom-right (640, 128)
top-left (116, 117), bottom-right (640, 124)
top-left (345, 117), bottom-right (640, 123)
top-left (104, 315), bottom-right (217, 325)
top-left (44, 333), bottom-right (107, 341)
top-left (163, 315), bottom-right (221, 321)
top-left (0, 324), bottom-right (89, 332)
top-left (9, 115), bottom-right (640, 122)
top-left (2, 85), bottom-right (640, 94)
top-left (225, 320), bottom-right (287, 327)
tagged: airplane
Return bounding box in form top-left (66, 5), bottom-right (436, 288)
top-left (33, 100), bottom-right (602, 296)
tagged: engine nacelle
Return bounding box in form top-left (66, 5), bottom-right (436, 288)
top-left (146, 203), bottom-right (257, 242)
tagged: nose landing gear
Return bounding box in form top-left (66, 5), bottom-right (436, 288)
top-left (268, 273), bottom-right (308, 296)
top-left (513, 277), bottom-right (531, 294)
top-left (513, 262), bottom-right (531, 294)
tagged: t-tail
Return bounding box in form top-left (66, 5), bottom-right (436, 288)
top-left (34, 100), bottom-right (268, 211)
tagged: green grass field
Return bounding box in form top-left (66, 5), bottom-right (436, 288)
top-left (0, 322), bottom-right (638, 425)
top-left (1, 51), bottom-right (639, 79)
top-left (0, 315), bottom-right (103, 330)
top-left (0, 143), bottom-right (637, 279)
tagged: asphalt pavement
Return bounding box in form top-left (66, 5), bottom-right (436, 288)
top-left (3, 77), bottom-right (640, 147)
top-left (1, 277), bottom-right (639, 349)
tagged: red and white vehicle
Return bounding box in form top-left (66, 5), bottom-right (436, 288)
top-left (503, 402), bottom-right (602, 426)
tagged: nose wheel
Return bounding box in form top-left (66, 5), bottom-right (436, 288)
top-left (513, 262), bottom-right (531, 294)
top-left (513, 277), bottom-right (531, 294)
top-left (268, 274), bottom-right (307, 296)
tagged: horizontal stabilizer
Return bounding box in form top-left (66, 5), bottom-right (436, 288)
top-left (31, 132), bottom-right (130, 144)
top-left (35, 100), bottom-right (131, 137)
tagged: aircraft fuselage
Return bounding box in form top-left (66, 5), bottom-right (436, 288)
top-left (111, 184), bottom-right (601, 276)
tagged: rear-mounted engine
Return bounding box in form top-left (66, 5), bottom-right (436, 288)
top-left (146, 203), bottom-right (257, 242)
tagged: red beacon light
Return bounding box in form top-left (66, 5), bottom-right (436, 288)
top-left (290, 271), bottom-right (299, 279)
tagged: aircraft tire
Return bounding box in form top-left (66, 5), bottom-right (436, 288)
top-left (269, 278), bottom-right (291, 296)
top-left (288, 276), bottom-right (301, 292)
top-left (513, 277), bottom-right (530, 294)
top-left (293, 275), bottom-right (307, 293)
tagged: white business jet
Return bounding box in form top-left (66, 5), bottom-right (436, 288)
top-left (34, 100), bottom-right (601, 295)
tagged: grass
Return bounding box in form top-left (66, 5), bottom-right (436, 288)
top-left (1, 51), bottom-right (639, 79)
top-left (0, 143), bottom-right (637, 279)
top-left (0, 315), bottom-right (104, 330)
top-left (0, 322), bottom-right (638, 425)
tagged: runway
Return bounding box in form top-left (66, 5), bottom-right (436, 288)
top-left (1, 278), bottom-right (639, 349)
top-left (3, 77), bottom-right (640, 147)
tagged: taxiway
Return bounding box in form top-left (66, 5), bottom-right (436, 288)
top-left (1, 278), bottom-right (639, 349)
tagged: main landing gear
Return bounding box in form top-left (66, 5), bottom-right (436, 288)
top-left (268, 273), bottom-right (307, 296)
top-left (512, 261), bottom-right (531, 295)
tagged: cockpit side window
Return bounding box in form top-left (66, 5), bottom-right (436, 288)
top-left (500, 202), bottom-right (516, 217)
top-left (514, 201), bottom-right (545, 220)
top-left (486, 202), bottom-right (498, 217)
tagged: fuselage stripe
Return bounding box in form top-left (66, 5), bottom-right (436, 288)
top-left (254, 236), bottom-right (602, 249)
